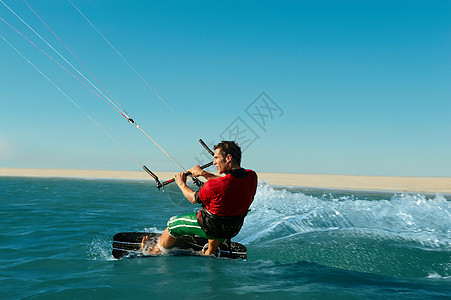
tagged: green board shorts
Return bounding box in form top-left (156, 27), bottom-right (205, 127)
top-left (167, 212), bottom-right (225, 242)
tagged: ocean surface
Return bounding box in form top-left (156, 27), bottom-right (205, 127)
top-left (1, 176), bottom-right (450, 299)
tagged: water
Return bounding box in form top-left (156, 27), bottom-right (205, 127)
top-left (1, 176), bottom-right (450, 299)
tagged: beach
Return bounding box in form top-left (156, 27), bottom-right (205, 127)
top-left (1, 168), bottom-right (450, 194)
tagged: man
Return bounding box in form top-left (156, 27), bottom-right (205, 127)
top-left (148, 140), bottom-right (258, 256)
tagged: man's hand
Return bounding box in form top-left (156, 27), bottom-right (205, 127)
top-left (188, 165), bottom-right (220, 180)
top-left (174, 172), bottom-right (187, 187)
top-left (188, 165), bottom-right (205, 177)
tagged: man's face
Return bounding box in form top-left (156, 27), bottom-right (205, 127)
top-left (213, 148), bottom-right (229, 174)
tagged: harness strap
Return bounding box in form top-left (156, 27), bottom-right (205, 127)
top-left (197, 205), bottom-right (247, 239)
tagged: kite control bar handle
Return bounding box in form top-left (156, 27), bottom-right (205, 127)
top-left (158, 161), bottom-right (214, 189)
top-left (143, 138), bottom-right (214, 189)
top-left (199, 139), bottom-right (214, 156)
top-left (143, 165), bottom-right (162, 188)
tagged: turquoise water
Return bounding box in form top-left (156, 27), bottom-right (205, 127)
top-left (1, 176), bottom-right (450, 299)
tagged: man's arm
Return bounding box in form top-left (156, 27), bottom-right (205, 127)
top-left (174, 172), bottom-right (196, 204)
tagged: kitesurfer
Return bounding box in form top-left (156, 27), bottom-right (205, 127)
top-left (147, 140), bottom-right (258, 256)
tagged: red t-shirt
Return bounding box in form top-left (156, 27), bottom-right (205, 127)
top-left (197, 169), bottom-right (258, 216)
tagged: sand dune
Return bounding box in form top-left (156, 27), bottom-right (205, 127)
top-left (1, 168), bottom-right (450, 194)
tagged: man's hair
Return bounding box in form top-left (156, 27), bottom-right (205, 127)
top-left (214, 141), bottom-right (242, 165)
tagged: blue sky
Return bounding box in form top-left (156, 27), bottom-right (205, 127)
top-left (1, 0), bottom-right (450, 177)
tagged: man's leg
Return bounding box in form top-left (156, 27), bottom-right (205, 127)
top-left (159, 228), bottom-right (177, 248)
top-left (143, 212), bottom-right (220, 255)
top-left (203, 239), bottom-right (220, 256)
top-left (147, 228), bottom-right (176, 255)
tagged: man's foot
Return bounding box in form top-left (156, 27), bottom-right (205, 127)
top-left (149, 243), bottom-right (162, 255)
top-left (141, 235), bottom-right (164, 255)
top-left (141, 235), bottom-right (149, 249)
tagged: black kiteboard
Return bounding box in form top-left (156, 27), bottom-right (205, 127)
top-left (112, 232), bottom-right (247, 260)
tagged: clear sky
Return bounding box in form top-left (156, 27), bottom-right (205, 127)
top-left (1, 0), bottom-right (450, 177)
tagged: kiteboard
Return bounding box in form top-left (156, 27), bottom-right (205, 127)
top-left (112, 232), bottom-right (247, 260)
